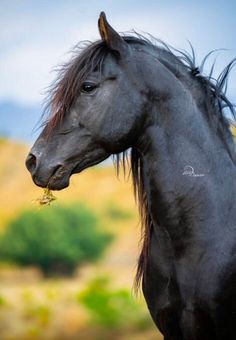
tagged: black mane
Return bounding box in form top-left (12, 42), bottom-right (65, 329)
top-left (44, 34), bottom-right (236, 131)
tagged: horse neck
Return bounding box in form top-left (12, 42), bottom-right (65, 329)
top-left (135, 62), bottom-right (236, 240)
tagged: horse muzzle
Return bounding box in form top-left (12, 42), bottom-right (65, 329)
top-left (25, 152), bottom-right (71, 190)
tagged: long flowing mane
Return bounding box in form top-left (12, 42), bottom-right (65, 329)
top-left (43, 34), bottom-right (236, 290)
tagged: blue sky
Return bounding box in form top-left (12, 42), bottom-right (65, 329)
top-left (0, 0), bottom-right (236, 140)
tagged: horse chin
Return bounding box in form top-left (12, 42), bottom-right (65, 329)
top-left (71, 155), bottom-right (110, 175)
top-left (47, 154), bottom-right (109, 190)
top-left (46, 161), bottom-right (92, 190)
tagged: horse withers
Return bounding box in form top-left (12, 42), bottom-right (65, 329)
top-left (26, 12), bottom-right (236, 340)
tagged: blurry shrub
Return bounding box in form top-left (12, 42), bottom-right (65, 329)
top-left (106, 203), bottom-right (133, 221)
top-left (21, 289), bottom-right (34, 304)
top-left (24, 304), bottom-right (51, 327)
top-left (77, 276), bottom-right (151, 330)
top-left (0, 204), bottom-right (113, 276)
top-left (0, 294), bottom-right (6, 307)
top-left (44, 288), bottom-right (58, 301)
top-left (27, 326), bottom-right (42, 338)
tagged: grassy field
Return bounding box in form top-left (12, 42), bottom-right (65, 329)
top-left (0, 139), bottom-right (162, 339)
top-left (0, 270), bottom-right (162, 339)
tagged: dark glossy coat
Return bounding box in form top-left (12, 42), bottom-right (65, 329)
top-left (26, 12), bottom-right (236, 340)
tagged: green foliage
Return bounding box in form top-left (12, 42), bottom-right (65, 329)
top-left (24, 304), bottom-right (51, 326)
top-left (0, 204), bottom-right (113, 276)
top-left (0, 294), bottom-right (6, 307)
top-left (21, 289), bottom-right (34, 304)
top-left (78, 276), bottom-right (151, 330)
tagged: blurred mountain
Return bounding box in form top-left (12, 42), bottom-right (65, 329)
top-left (0, 101), bottom-right (42, 143)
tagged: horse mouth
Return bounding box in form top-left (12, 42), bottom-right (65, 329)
top-left (47, 166), bottom-right (71, 190)
top-left (32, 162), bottom-right (83, 191)
top-left (46, 162), bottom-right (84, 190)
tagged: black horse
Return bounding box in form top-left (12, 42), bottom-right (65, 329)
top-left (26, 12), bottom-right (236, 340)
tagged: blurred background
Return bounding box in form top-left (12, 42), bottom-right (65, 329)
top-left (0, 1), bottom-right (235, 339)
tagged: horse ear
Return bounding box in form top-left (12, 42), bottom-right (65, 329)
top-left (98, 12), bottom-right (127, 55)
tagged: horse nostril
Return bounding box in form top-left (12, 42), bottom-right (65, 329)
top-left (26, 153), bottom-right (37, 173)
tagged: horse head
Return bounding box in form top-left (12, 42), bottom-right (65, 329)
top-left (26, 12), bottom-right (146, 190)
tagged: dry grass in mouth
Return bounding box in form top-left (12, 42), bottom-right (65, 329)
top-left (36, 188), bottom-right (57, 206)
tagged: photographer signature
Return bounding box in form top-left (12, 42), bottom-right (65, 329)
top-left (182, 165), bottom-right (205, 177)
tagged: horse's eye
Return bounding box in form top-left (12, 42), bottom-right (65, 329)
top-left (81, 83), bottom-right (97, 93)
